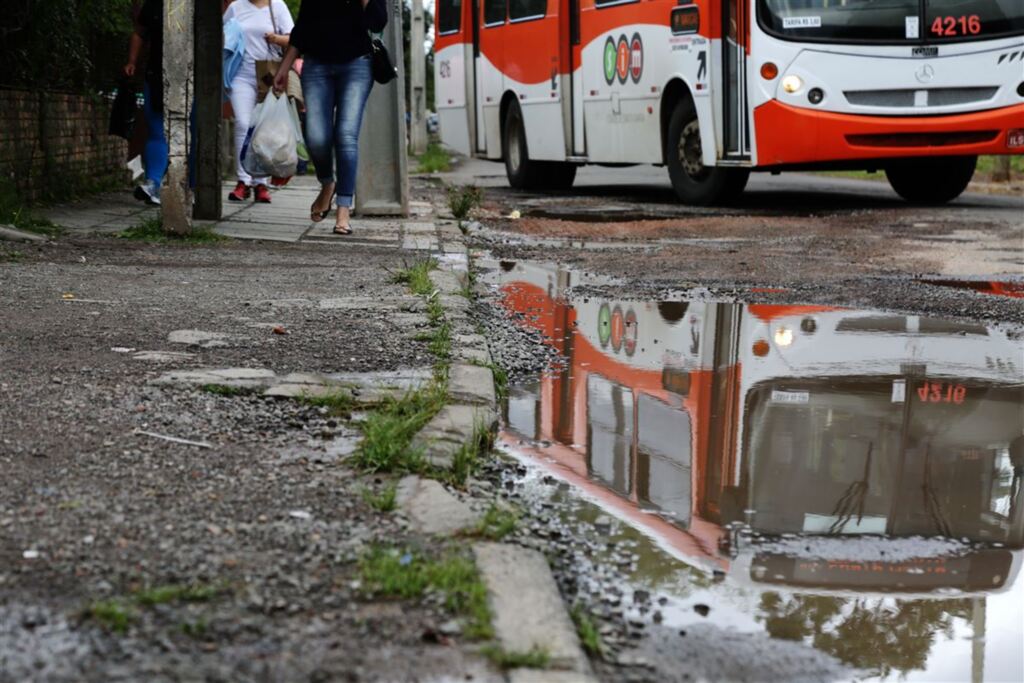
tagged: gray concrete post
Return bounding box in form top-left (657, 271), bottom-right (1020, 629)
top-left (409, 0), bottom-right (428, 155)
top-left (162, 0), bottom-right (194, 235)
top-left (355, 0), bottom-right (409, 217)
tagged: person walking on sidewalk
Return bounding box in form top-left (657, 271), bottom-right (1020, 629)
top-left (223, 0), bottom-right (295, 204)
top-left (124, 0), bottom-right (166, 206)
top-left (273, 0), bottom-right (387, 234)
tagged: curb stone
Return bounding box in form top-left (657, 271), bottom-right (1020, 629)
top-left (396, 475), bottom-right (481, 535)
top-left (399, 216), bottom-right (596, 682)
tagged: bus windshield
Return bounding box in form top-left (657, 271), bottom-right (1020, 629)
top-left (758, 0), bottom-right (1024, 44)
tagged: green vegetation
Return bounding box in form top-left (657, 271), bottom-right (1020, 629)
top-left (134, 583), bottom-right (221, 606)
top-left (977, 155), bottom-right (1024, 179)
top-left (416, 143), bottom-right (452, 174)
top-left (472, 503), bottom-right (519, 541)
top-left (0, 249), bottom-right (24, 263)
top-left (359, 546), bottom-right (493, 639)
top-left (118, 217), bottom-right (228, 244)
top-left (491, 364), bottom-right (509, 402)
top-left (361, 482), bottom-right (399, 512)
top-left (447, 185), bottom-right (483, 222)
top-left (481, 646), bottom-right (551, 670)
top-left (571, 605), bottom-right (605, 657)
top-left (443, 421), bottom-right (494, 488)
top-left (297, 388), bottom-right (356, 416)
top-left (87, 600), bottom-right (135, 633)
top-left (0, 179), bottom-right (61, 237)
top-left (355, 384), bottom-right (445, 473)
top-left (180, 619), bottom-right (209, 639)
top-left (200, 383), bottom-right (252, 397)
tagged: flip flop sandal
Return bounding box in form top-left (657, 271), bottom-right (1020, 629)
top-left (332, 224), bottom-right (353, 235)
top-left (310, 190), bottom-right (336, 223)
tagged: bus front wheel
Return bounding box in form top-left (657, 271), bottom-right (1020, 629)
top-left (666, 100), bottom-right (749, 206)
top-left (884, 156), bottom-right (977, 205)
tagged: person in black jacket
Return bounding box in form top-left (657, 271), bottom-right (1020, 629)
top-left (274, 0), bottom-right (388, 234)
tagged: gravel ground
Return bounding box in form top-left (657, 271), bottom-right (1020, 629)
top-left (0, 233), bottom-right (492, 682)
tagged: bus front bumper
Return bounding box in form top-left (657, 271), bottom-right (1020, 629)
top-left (753, 100), bottom-right (1024, 167)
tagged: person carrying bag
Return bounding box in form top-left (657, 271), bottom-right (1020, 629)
top-left (222, 0), bottom-right (294, 203)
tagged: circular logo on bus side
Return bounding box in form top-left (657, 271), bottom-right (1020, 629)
top-left (610, 305), bottom-right (625, 352)
top-left (616, 36), bottom-right (630, 84)
top-left (598, 303), bottom-right (612, 347)
top-left (629, 33), bottom-right (643, 83)
top-left (603, 38), bottom-right (617, 85)
top-left (623, 308), bottom-right (638, 356)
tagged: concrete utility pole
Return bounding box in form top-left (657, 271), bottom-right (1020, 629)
top-left (193, 0), bottom-right (223, 221)
top-left (409, 0), bottom-right (428, 155)
top-left (163, 0), bottom-right (194, 235)
top-left (355, 0), bottom-right (410, 216)
top-left (992, 156), bottom-right (1012, 183)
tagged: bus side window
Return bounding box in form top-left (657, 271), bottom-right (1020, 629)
top-left (510, 0), bottom-right (546, 21)
top-left (438, 0), bottom-right (462, 34)
top-left (484, 0), bottom-right (508, 25)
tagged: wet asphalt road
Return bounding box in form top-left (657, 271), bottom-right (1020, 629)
top-left (440, 158), bottom-right (1024, 325)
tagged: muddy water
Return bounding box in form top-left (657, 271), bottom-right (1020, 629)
top-left (484, 259), bottom-right (1024, 682)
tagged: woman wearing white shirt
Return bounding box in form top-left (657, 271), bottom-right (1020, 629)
top-left (223, 0), bottom-right (294, 203)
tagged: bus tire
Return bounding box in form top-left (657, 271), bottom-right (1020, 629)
top-left (666, 99), bottom-right (749, 206)
top-left (885, 156), bottom-right (977, 205)
top-left (542, 162), bottom-right (577, 190)
top-left (503, 103), bottom-right (544, 190)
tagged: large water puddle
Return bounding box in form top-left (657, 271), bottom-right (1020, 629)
top-left (483, 259), bottom-right (1024, 682)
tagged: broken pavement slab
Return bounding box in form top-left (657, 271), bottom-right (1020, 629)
top-left (0, 225), bottom-right (48, 243)
top-left (473, 543), bottom-right (594, 677)
top-left (396, 475), bottom-right (481, 535)
top-left (449, 363), bottom-right (497, 406)
top-left (411, 403), bottom-right (498, 469)
top-left (167, 329), bottom-right (233, 348)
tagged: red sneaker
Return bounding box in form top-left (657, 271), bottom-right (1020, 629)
top-left (227, 181), bottom-right (250, 202)
top-left (254, 185), bottom-right (272, 203)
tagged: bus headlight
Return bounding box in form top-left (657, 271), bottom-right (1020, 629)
top-left (774, 327), bottom-right (794, 347)
top-left (781, 75), bottom-right (803, 94)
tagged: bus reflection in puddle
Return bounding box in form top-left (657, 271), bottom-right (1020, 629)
top-left (488, 260), bottom-right (1024, 682)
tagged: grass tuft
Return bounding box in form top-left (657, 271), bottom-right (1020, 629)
top-left (118, 217), bottom-right (228, 244)
top-left (481, 646), bottom-right (551, 670)
top-left (86, 600), bottom-right (135, 633)
top-left (354, 384), bottom-right (445, 474)
top-left (472, 504), bottom-right (518, 541)
top-left (361, 482), bottom-right (398, 512)
top-left (180, 618), bottom-right (209, 639)
top-left (297, 388), bottom-right (355, 416)
top-left (447, 185), bottom-right (483, 222)
top-left (134, 583), bottom-right (221, 606)
top-left (415, 142), bottom-right (452, 174)
top-left (359, 546), bottom-right (493, 639)
top-left (439, 421), bottom-right (494, 489)
top-left (571, 605), bottom-right (605, 657)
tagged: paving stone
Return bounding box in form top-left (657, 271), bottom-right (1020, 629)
top-left (429, 270), bottom-right (462, 295)
top-left (448, 363), bottom-right (496, 406)
top-left (402, 236), bottom-right (438, 251)
top-left (474, 543), bottom-right (591, 673)
top-left (396, 476), bottom-right (480, 536)
top-left (454, 346), bottom-right (490, 364)
top-left (412, 403), bottom-right (497, 469)
top-left (167, 330), bottom-right (232, 347)
top-left (152, 367), bottom-right (275, 387)
top-left (508, 671), bottom-right (598, 683)
top-left (0, 225), bottom-right (48, 242)
top-left (131, 351), bottom-right (196, 362)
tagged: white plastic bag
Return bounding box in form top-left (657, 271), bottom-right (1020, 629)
top-left (243, 93), bottom-right (297, 179)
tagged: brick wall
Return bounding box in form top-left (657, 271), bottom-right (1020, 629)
top-left (0, 88), bottom-right (128, 202)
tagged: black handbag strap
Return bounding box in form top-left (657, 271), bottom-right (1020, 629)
top-left (267, 0), bottom-right (283, 59)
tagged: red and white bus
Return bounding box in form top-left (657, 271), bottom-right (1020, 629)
top-left (433, 0), bottom-right (1024, 204)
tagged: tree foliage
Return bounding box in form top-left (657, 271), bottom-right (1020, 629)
top-left (1, 0), bottom-right (135, 92)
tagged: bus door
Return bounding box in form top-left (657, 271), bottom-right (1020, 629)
top-left (566, 0), bottom-right (584, 156)
top-left (470, 0), bottom-right (483, 153)
top-left (721, 0), bottom-right (749, 158)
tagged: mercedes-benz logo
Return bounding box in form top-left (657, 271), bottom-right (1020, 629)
top-left (915, 64), bottom-right (935, 84)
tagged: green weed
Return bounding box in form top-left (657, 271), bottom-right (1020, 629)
top-left (361, 482), bottom-right (398, 512)
top-left (354, 384), bottom-right (446, 474)
top-left (447, 185), bottom-right (483, 222)
top-left (571, 605), bottom-right (604, 657)
top-left (481, 646), bottom-right (551, 670)
top-left (472, 504), bottom-right (518, 541)
top-left (0, 249), bottom-right (23, 263)
top-left (298, 388), bottom-right (356, 416)
top-left (0, 179), bottom-right (61, 237)
top-left (118, 217), bottom-right (228, 244)
top-left (180, 618), bottom-right (209, 639)
top-left (87, 600), bottom-right (135, 633)
top-left (416, 142), bottom-right (452, 174)
top-left (134, 583), bottom-right (220, 606)
top-left (359, 546), bottom-right (493, 639)
top-left (392, 258), bottom-right (437, 295)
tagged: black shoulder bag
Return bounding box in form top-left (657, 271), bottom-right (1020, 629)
top-left (369, 33), bottom-right (397, 84)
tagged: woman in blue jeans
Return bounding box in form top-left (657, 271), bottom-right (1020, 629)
top-left (274, 0), bottom-right (387, 234)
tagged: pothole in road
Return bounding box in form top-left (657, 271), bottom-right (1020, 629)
top-left (486, 258), bottom-right (1024, 682)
